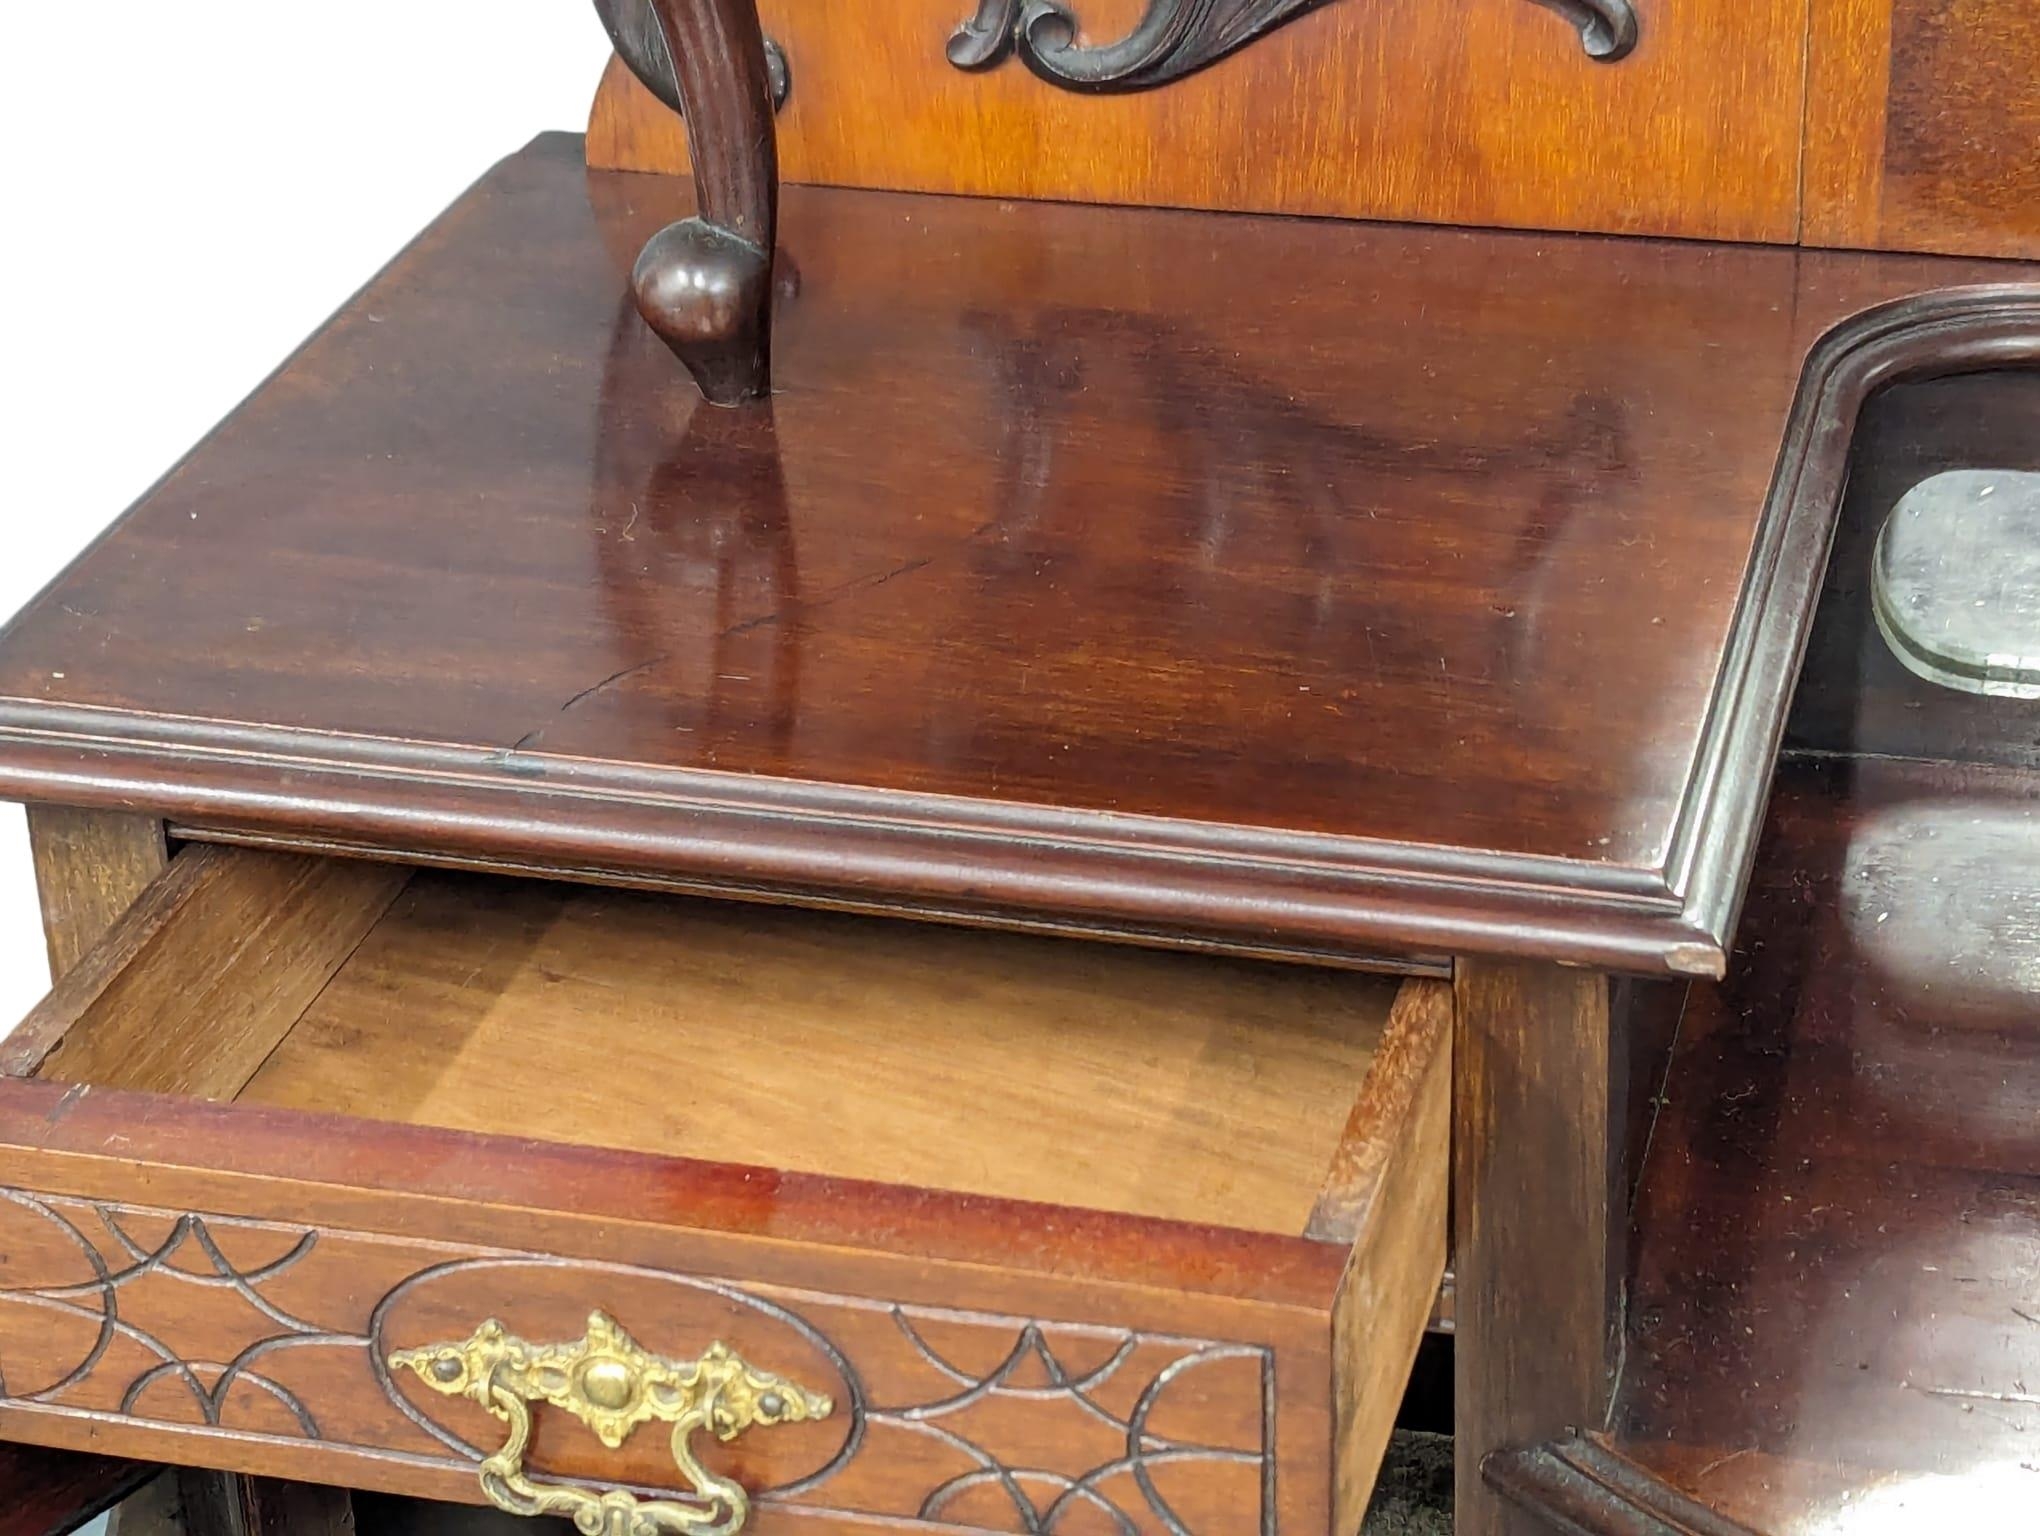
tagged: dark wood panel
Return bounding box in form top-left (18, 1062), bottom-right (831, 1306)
top-left (0, 1443), bottom-right (156, 1536)
top-left (1453, 959), bottom-right (1619, 1536)
top-left (588, 0), bottom-right (1810, 243)
top-left (175, 1474), bottom-right (355, 1536)
top-left (1486, 1436), bottom-right (1759, 1536)
top-left (1598, 753), bottom-right (2040, 1533)
top-left (0, 137), bottom-right (2031, 973)
top-left (1806, 0), bottom-right (2040, 258)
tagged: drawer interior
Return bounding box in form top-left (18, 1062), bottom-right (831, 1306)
top-left (1, 845), bottom-right (1415, 1242)
top-left (0, 836), bottom-right (1448, 1535)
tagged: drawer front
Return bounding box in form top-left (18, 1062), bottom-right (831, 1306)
top-left (0, 1082), bottom-right (1402, 1535)
top-left (0, 1183), bottom-right (1277, 1533)
top-left (587, 0), bottom-right (1809, 242)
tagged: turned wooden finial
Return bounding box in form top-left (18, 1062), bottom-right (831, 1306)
top-left (630, 0), bottom-right (780, 405)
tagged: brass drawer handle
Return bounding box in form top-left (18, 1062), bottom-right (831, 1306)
top-left (392, 1311), bottom-right (833, 1536)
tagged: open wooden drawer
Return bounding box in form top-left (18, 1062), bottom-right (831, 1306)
top-left (0, 844), bottom-right (1448, 1535)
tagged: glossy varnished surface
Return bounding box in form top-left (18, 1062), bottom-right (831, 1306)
top-left (1615, 754), bottom-right (2040, 1531)
top-left (1600, 370), bottom-right (2040, 1532)
top-left (0, 135), bottom-right (2028, 971)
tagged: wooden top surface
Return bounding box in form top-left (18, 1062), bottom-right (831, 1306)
top-left (1497, 368), bottom-right (2040, 1535)
top-left (0, 133), bottom-right (2032, 973)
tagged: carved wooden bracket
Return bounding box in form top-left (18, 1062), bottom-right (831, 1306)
top-left (947, 0), bottom-right (1638, 89)
top-left (597, 0), bottom-right (782, 405)
top-left (596, 0), bottom-right (792, 114)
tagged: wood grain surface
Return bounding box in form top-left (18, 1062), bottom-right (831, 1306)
top-left (588, 0), bottom-right (1809, 242)
top-left (240, 866), bottom-right (1401, 1235)
top-left (16, 813), bottom-right (185, 1534)
top-left (26, 809), bottom-right (168, 980)
top-left (593, 0), bottom-right (2040, 258)
top-left (1329, 978), bottom-right (1452, 1534)
top-left (1453, 959), bottom-right (1618, 1536)
top-left (1609, 753), bottom-right (2040, 1534)
top-left (1805, 0), bottom-right (2040, 257)
top-left (0, 843), bottom-right (1448, 1526)
top-left (0, 139), bottom-right (2029, 974)
top-left (1, 846), bottom-right (408, 1098)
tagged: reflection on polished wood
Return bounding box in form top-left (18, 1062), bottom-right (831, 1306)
top-left (1615, 754), bottom-right (2040, 1533)
top-left (0, 137), bottom-right (2027, 975)
top-left (1585, 369), bottom-right (2040, 1535)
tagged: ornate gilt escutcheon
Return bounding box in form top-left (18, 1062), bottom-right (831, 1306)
top-left (391, 1311), bottom-right (832, 1536)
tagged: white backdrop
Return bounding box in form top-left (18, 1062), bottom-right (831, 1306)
top-left (2, 18), bottom-right (613, 1515)
top-left (0, 4), bottom-right (613, 1037)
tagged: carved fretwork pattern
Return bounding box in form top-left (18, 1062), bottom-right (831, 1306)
top-left (0, 1189), bottom-right (1274, 1534)
top-left (874, 1310), bottom-right (1271, 1533)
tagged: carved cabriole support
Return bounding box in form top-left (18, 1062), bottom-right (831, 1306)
top-left (595, 0), bottom-right (792, 114)
top-left (624, 0), bottom-right (781, 404)
top-left (947, 0), bottom-right (1639, 88)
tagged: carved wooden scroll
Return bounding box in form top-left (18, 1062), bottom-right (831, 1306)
top-left (946, 0), bottom-right (1640, 89)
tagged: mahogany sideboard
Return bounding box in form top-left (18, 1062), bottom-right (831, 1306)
top-left (4, 4), bottom-right (2040, 1535)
